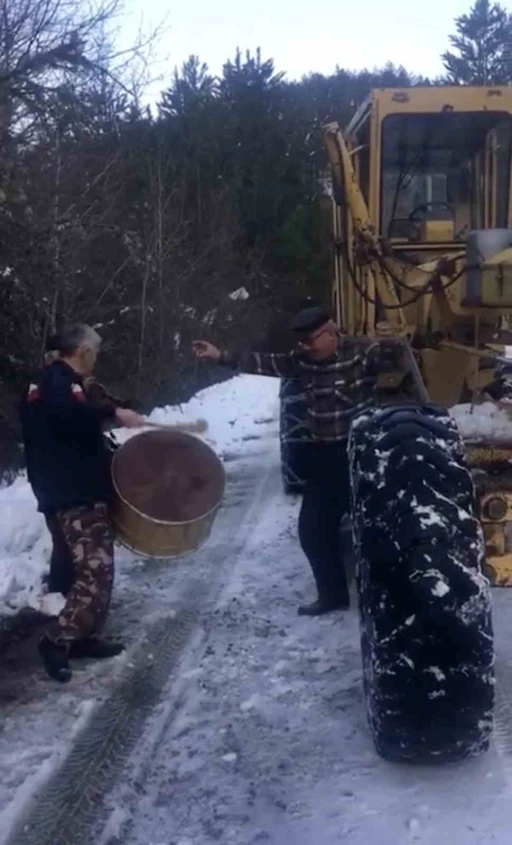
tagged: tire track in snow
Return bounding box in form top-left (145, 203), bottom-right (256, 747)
top-left (486, 589), bottom-right (512, 786)
top-left (95, 464), bottom-right (289, 845)
top-left (490, 659), bottom-right (512, 783)
top-left (4, 448), bottom-right (279, 845)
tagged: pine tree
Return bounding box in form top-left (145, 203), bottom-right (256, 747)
top-left (159, 56), bottom-right (216, 118)
top-left (443, 0), bottom-right (512, 84)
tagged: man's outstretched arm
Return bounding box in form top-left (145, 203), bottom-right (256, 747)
top-left (192, 340), bottom-right (300, 379)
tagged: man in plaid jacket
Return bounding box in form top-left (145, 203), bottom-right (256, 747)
top-left (193, 305), bottom-right (413, 617)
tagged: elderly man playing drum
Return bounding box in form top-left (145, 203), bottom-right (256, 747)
top-left (20, 324), bottom-right (143, 682)
top-left (40, 334), bottom-right (144, 600)
top-left (193, 305), bottom-right (412, 618)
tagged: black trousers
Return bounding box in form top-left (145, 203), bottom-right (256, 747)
top-left (45, 513), bottom-right (74, 597)
top-left (297, 441), bottom-right (351, 604)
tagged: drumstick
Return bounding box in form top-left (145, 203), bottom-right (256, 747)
top-left (142, 419), bottom-right (208, 434)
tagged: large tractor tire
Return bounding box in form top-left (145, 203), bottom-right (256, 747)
top-left (348, 403), bottom-right (494, 763)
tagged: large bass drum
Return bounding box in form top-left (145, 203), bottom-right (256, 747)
top-left (110, 429), bottom-right (225, 558)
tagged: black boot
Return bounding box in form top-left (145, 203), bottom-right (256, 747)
top-left (69, 639), bottom-right (125, 660)
top-left (38, 637), bottom-right (72, 683)
top-left (297, 598), bottom-right (350, 617)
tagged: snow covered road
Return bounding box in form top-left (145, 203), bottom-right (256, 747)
top-left (2, 377), bottom-right (512, 844)
top-left (95, 519), bottom-right (512, 845)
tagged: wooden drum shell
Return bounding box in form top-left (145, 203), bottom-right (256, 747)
top-left (109, 430), bottom-right (225, 559)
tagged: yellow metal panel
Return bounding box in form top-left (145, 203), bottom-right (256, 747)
top-left (420, 348), bottom-right (469, 406)
top-left (373, 86), bottom-right (512, 119)
top-left (484, 247), bottom-right (512, 265)
top-left (466, 445), bottom-right (512, 464)
top-left (420, 220), bottom-right (455, 242)
top-left (369, 92), bottom-right (380, 230)
top-left (485, 554), bottom-right (512, 587)
top-left (478, 265), bottom-right (512, 306)
top-left (466, 367), bottom-right (496, 393)
top-left (483, 522), bottom-right (506, 557)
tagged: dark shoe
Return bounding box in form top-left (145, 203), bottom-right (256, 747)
top-left (69, 639), bottom-right (125, 660)
top-left (297, 599), bottom-right (350, 617)
top-left (38, 637), bottom-right (72, 683)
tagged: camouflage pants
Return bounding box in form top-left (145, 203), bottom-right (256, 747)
top-left (45, 503), bottom-right (114, 648)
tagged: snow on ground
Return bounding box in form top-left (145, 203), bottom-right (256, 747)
top-left (450, 402), bottom-right (512, 443)
top-left (0, 479), bottom-right (50, 617)
top-left (0, 374), bottom-right (279, 617)
top-left (0, 374), bottom-right (282, 842)
top-left (97, 469), bottom-right (512, 845)
top-left (2, 375), bottom-right (512, 844)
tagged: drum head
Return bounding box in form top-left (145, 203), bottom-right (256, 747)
top-left (112, 430), bottom-right (225, 523)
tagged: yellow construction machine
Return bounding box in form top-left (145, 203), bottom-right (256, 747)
top-left (324, 85), bottom-right (512, 586)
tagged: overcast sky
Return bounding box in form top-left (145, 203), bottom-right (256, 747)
top-left (121, 0), bottom-right (473, 102)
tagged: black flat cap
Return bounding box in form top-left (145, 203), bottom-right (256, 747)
top-left (290, 305), bottom-right (331, 335)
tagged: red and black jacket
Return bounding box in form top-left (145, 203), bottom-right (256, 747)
top-left (19, 361), bottom-right (117, 513)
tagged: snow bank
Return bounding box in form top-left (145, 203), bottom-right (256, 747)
top-left (0, 478), bottom-right (51, 616)
top-left (114, 374), bottom-right (279, 457)
top-left (450, 402), bottom-right (512, 443)
top-left (0, 375), bottom-right (279, 617)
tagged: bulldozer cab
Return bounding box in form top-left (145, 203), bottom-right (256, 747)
top-left (333, 87), bottom-right (512, 330)
top-left (381, 111), bottom-right (511, 249)
top-left (347, 87), bottom-right (512, 243)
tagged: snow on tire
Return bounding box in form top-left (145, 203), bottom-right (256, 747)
top-left (348, 403), bottom-right (494, 763)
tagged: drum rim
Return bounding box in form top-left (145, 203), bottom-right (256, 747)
top-left (111, 431), bottom-right (226, 527)
top-left (114, 532), bottom-right (205, 560)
